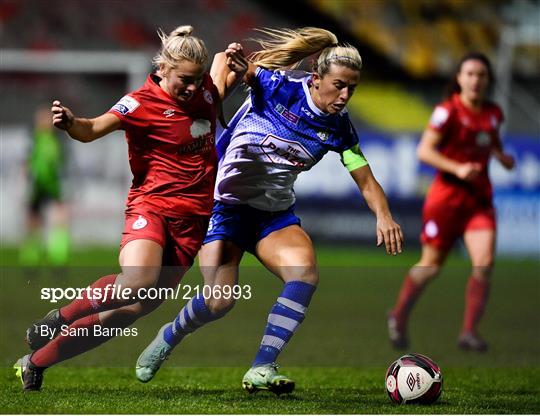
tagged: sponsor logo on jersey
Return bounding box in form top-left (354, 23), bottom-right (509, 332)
top-left (275, 103), bottom-right (300, 125)
top-left (301, 106), bottom-right (315, 119)
top-left (261, 134), bottom-right (316, 168)
top-left (430, 106), bottom-right (449, 128)
top-left (179, 120), bottom-right (214, 154)
top-left (476, 131), bottom-right (491, 147)
top-left (190, 119), bottom-right (211, 138)
top-left (203, 89), bottom-right (213, 104)
top-left (132, 215), bottom-right (147, 230)
top-left (178, 136), bottom-right (215, 154)
top-left (111, 95), bottom-right (140, 115)
top-left (163, 109), bottom-right (175, 118)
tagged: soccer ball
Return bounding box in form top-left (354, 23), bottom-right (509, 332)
top-left (385, 353), bottom-right (443, 404)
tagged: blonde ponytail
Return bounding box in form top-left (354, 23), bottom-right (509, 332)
top-left (249, 27), bottom-right (338, 70)
top-left (249, 27), bottom-right (362, 76)
top-left (152, 25), bottom-right (208, 72)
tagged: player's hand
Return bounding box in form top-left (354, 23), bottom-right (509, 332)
top-left (455, 162), bottom-right (482, 182)
top-left (225, 42), bottom-right (248, 75)
top-left (51, 100), bottom-right (74, 131)
top-left (498, 153), bottom-right (515, 170)
top-left (376, 215), bottom-right (404, 255)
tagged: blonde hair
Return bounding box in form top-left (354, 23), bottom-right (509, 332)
top-left (249, 27), bottom-right (362, 76)
top-left (152, 25), bottom-right (208, 72)
top-left (314, 43), bottom-right (362, 75)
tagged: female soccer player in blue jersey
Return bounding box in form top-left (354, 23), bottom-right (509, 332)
top-left (136, 27), bottom-right (404, 394)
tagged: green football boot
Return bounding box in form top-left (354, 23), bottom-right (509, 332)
top-left (135, 324), bottom-right (173, 382)
top-left (242, 363), bottom-right (295, 395)
top-left (14, 354), bottom-right (44, 391)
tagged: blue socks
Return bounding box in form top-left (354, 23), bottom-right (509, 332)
top-left (253, 280), bottom-right (316, 366)
top-left (161, 280), bottom-right (317, 366)
top-left (163, 294), bottom-right (222, 347)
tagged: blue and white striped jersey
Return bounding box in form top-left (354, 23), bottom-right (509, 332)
top-left (215, 67), bottom-right (360, 211)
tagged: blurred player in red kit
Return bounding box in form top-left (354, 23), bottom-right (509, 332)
top-left (14, 25), bottom-right (247, 390)
top-left (387, 52), bottom-right (515, 352)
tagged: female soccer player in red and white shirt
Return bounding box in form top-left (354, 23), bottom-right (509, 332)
top-left (15, 26), bottom-right (247, 390)
top-left (388, 52), bottom-right (515, 352)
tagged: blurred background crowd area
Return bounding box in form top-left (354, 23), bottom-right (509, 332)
top-left (1, 0), bottom-right (539, 257)
top-left (1, 0), bottom-right (539, 131)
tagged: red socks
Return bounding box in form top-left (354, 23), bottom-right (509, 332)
top-left (30, 314), bottom-right (107, 367)
top-left (59, 274), bottom-right (124, 323)
top-left (462, 277), bottom-right (490, 334)
top-left (391, 275), bottom-right (425, 331)
top-left (30, 273), bottom-right (148, 368)
top-left (392, 274), bottom-right (490, 335)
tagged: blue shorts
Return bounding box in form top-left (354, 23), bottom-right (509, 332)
top-left (203, 201), bottom-right (301, 253)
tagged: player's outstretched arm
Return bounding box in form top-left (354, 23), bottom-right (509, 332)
top-left (51, 100), bottom-right (121, 143)
top-left (350, 165), bottom-right (403, 255)
top-left (210, 43), bottom-right (248, 101)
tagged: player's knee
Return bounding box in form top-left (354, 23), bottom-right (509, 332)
top-left (471, 263), bottom-right (493, 281)
top-left (283, 265), bottom-right (319, 286)
top-left (410, 264), bottom-right (441, 283)
top-left (101, 306), bottom-right (141, 328)
top-left (118, 299), bottom-right (162, 323)
top-left (297, 272), bottom-right (319, 286)
top-left (206, 296), bottom-right (235, 317)
top-left (118, 267), bottom-right (160, 293)
top-left (138, 298), bottom-right (164, 316)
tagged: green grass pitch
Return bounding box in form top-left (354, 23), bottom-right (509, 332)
top-left (1, 245), bottom-right (539, 413)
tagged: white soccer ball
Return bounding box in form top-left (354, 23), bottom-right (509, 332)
top-left (385, 353), bottom-right (443, 404)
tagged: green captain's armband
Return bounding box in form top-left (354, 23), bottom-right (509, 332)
top-left (340, 144), bottom-right (368, 172)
